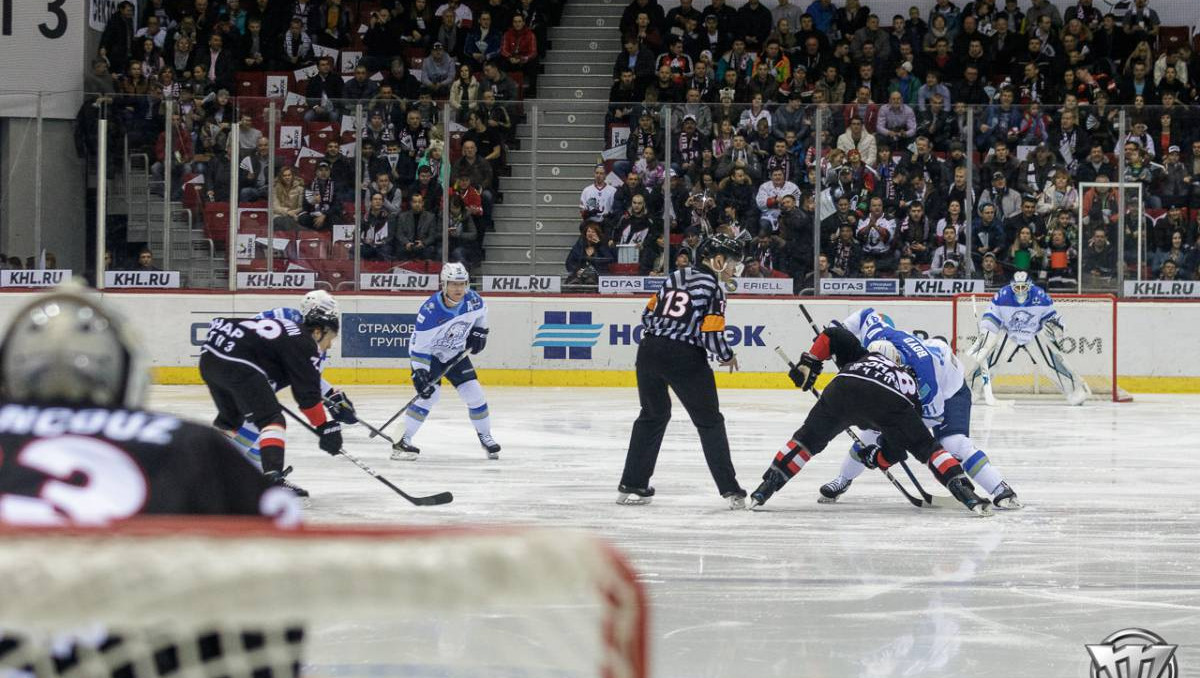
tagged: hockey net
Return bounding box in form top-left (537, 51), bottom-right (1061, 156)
top-left (0, 519), bottom-right (648, 678)
top-left (951, 293), bottom-right (1132, 402)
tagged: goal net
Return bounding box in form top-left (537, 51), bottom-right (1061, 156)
top-left (0, 519), bottom-right (648, 678)
top-left (951, 293), bottom-right (1132, 402)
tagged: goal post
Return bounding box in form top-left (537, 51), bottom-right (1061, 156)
top-left (951, 293), bottom-right (1132, 402)
top-left (0, 519), bottom-right (649, 678)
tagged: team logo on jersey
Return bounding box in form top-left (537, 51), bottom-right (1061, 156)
top-left (534, 311), bottom-right (603, 360)
top-left (435, 320), bottom-right (472, 350)
top-left (1086, 629), bottom-right (1177, 678)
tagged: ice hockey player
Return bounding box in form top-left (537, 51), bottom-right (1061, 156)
top-left (817, 309), bottom-right (1022, 509)
top-left (227, 291), bottom-right (358, 468)
top-left (617, 234), bottom-right (748, 509)
top-left (964, 271), bottom-right (1090, 405)
top-left (0, 286), bottom-right (302, 524)
top-left (391, 262), bottom-right (498, 460)
top-left (199, 298), bottom-right (344, 497)
top-left (748, 325), bottom-right (993, 515)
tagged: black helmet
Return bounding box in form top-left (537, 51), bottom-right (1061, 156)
top-left (697, 234), bottom-right (744, 263)
top-left (303, 307), bottom-right (340, 334)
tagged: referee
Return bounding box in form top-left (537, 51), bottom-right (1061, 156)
top-left (618, 234), bottom-right (747, 509)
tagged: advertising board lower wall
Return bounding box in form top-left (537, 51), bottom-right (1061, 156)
top-left (0, 293), bottom-right (1193, 391)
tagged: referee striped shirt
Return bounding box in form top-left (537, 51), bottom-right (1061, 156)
top-left (642, 266), bottom-right (734, 361)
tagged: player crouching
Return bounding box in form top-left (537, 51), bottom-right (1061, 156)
top-left (748, 326), bottom-right (993, 516)
top-left (391, 263), bottom-right (498, 460)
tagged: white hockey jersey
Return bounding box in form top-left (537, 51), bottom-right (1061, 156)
top-left (980, 285), bottom-right (1058, 346)
top-left (409, 290), bottom-right (488, 371)
top-left (840, 309), bottom-right (965, 422)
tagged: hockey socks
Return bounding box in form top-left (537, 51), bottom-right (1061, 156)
top-left (941, 435), bottom-right (1005, 495)
top-left (258, 423), bottom-right (287, 474)
top-left (926, 448), bottom-right (965, 486)
top-left (402, 388), bottom-right (441, 441)
top-left (455, 380), bottom-right (492, 437)
top-left (750, 439), bottom-right (812, 507)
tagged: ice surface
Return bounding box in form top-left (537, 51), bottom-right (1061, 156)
top-left (149, 385), bottom-right (1200, 678)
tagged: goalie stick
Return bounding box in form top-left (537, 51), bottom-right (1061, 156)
top-left (281, 406), bottom-right (454, 506)
top-left (773, 345), bottom-right (951, 510)
top-left (371, 351), bottom-right (471, 439)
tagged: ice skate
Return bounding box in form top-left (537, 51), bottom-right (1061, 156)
top-left (479, 432), bottom-right (501, 460)
top-left (265, 466), bottom-right (308, 498)
top-left (748, 468), bottom-right (788, 509)
top-left (723, 489), bottom-right (747, 510)
top-left (391, 436), bottom-right (420, 461)
top-left (947, 476), bottom-right (993, 516)
top-left (616, 484), bottom-right (655, 505)
top-left (992, 482), bottom-right (1023, 509)
top-left (818, 476), bottom-right (853, 504)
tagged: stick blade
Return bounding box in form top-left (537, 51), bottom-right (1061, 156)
top-left (407, 491), bottom-right (454, 506)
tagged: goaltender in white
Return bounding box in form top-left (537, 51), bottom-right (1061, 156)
top-left (963, 271), bottom-right (1090, 405)
top-left (391, 263), bottom-right (500, 460)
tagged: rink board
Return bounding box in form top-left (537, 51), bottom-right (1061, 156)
top-left (0, 292), bottom-right (1195, 392)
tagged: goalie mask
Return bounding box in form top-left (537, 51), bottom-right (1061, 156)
top-left (1010, 271), bottom-right (1032, 303)
top-left (0, 286), bottom-right (149, 409)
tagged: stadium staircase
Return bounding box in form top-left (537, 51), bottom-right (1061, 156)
top-left (482, 0), bottom-right (623, 276)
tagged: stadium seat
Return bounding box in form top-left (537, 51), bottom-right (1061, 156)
top-left (238, 209), bottom-right (270, 236)
top-left (203, 203), bottom-right (231, 244)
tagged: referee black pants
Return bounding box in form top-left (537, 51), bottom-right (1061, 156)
top-left (621, 334), bottom-right (742, 496)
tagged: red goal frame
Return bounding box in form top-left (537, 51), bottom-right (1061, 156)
top-left (951, 292), bottom-right (1131, 402)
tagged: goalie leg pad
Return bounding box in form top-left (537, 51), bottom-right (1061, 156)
top-left (1033, 335), bottom-right (1091, 404)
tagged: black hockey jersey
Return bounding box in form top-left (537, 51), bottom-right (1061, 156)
top-left (0, 403), bottom-right (297, 524)
top-left (201, 316), bottom-right (324, 409)
top-left (811, 326), bottom-right (921, 409)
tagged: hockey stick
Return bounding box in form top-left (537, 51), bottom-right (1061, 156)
top-left (325, 397), bottom-right (396, 444)
top-left (371, 351), bottom-right (472, 439)
top-left (774, 346), bottom-right (942, 509)
top-left (281, 406), bottom-right (454, 506)
top-left (968, 295), bottom-right (1000, 406)
top-left (794, 304), bottom-right (942, 506)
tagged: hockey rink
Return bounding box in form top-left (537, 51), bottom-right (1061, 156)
top-left (151, 385), bottom-right (1200, 678)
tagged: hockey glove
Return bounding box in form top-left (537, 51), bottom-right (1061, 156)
top-left (316, 421), bottom-right (343, 455)
top-left (851, 443), bottom-right (887, 470)
top-left (787, 352), bottom-right (823, 391)
top-left (466, 327), bottom-right (489, 354)
top-left (325, 390), bottom-right (358, 424)
top-left (412, 369), bottom-right (436, 399)
top-left (1043, 318), bottom-right (1065, 345)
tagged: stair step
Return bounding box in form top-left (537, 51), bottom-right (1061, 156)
top-left (507, 149), bottom-right (605, 164)
top-left (486, 232), bottom-right (578, 247)
top-left (537, 73), bottom-right (614, 89)
top-left (533, 86), bottom-right (612, 102)
top-left (542, 62), bottom-right (616, 78)
top-left (547, 36), bottom-right (622, 51)
top-left (559, 15), bottom-right (621, 29)
top-left (543, 50), bottom-right (619, 65)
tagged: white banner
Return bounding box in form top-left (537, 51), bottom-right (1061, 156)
top-left (104, 271), bottom-right (181, 288)
top-left (818, 278), bottom-right (900, 295)
top-left (1123, 280), bottom-right (1200, 298)
top-left (597, 276), bottom-right (666, 295)
top-left (0, 269), bottom-right (71, 288)
top-left (904, 278), bottom-right (983, 296)
top-left (235, 272), bottom-right (316, 289)
top-left (728, 277), bottom-right (794, 295)
top-left (359, 272), bottom-right (440, 291)
top-left (482, 276), bottom-right (562, 293)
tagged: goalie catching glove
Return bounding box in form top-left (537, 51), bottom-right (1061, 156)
top-left (325, 390), bottom-right (358, 424)
top-left (788, 352), bottom-right (823, 391)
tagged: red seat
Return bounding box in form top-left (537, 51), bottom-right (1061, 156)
top-left (362, 260), bottom-right (396, 273)
top-left (236, 71), bottom-right (266, 98)
top-left (609, 263), bottom-right (639, 275)
top-left (425, 261), bottom-right (443, 275)
top-left (203, 202), bottom-right (231, 244)
top-left (292, 230), bottom-right (332, 260)
top-left (330, 240), bottom-right (353, 260)
top-left (239, 209), bottom-right (270, 236)
top-left (1159, 25), bottom-right (1190, 54)
top-left (307, 129), bottom-right (338, 151)
top-left (297, 157), bottom-right (320, 183)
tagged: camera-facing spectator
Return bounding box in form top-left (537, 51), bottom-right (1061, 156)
top-left (447, 196), bottom-right (481, 268)
top-left (396, 194), bottom-right (440, 260)
top-left (271, 165), bottom-right (305, 232)
top-left (361, 192), bottom-right (396, 261)
top-left (581, 165), bottom-right (618, 226)
top-left (277, 17), bottom-right (313, 69)
top-left (566, 223), bottom-right (616, 285)
top-left (931, 224), bottom-right (973, 276)
top-left (299, 161), bottom-right (342, 231)
top-left (304, 56), bottom-right (343, 122)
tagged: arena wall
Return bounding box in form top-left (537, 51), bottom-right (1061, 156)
top-left (0, 292), bottom-right (1192, 392)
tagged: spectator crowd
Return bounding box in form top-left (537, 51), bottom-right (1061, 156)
top-left (575, 0), bottom-right (1200, 291)
top-left (86, 0), bottom-right (560, 273)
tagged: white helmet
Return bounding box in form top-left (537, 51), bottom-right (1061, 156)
top-left (301, 290), bottom-right (339, 317)
top-left (0, 286), bottom-right (149, 409)
top-left (1010, 271), bottom-right (1032, 303)
top-left (441, 262), bottom-right (470, 285)
top-left (866, 340), bottom-right (902, 365)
